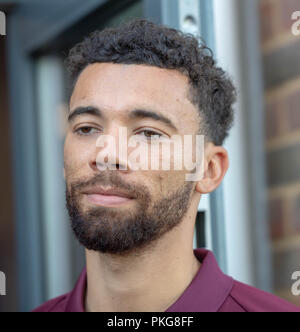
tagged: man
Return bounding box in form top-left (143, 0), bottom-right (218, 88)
top-left (33, 19), bottom-right (299, 312)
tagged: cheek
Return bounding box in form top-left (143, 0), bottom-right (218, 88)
top-left (144, 140), bottom-right (191, 191)
top-left (159, 141), bottom-right (196, 178)
top-left (64, 134), bottom-right (94, 178)
top-left (148, 170), bottom-right (186, 198)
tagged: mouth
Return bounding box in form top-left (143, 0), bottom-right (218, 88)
top-left (83, 186), bottom-right (135, 207)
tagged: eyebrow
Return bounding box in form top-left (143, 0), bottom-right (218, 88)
top-left (129, 109), bottom-right (178, 131)
top-left (68, 106), bottom-right (103, 122)
top-left (68, 106), bottom-right (178, 131)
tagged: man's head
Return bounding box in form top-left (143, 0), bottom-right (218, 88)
top-left (63, 19), bottom-right (236, 254)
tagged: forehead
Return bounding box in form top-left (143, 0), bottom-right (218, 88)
top-left (70, 63), bottom-right (199, 132)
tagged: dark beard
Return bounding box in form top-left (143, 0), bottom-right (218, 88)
top-left (66, 172), bottom-right (194, 254)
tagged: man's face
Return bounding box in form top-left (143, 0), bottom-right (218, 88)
top-left (64, 63), bottom-right (201, 254)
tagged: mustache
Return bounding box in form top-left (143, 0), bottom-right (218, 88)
top-left (67, 172), bottom-right (149, 200)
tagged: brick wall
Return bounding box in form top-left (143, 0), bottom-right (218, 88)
top-left (259, 0), bottom-right (300, 306)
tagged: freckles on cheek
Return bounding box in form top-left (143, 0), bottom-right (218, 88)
top-left (158, 173), bottom-right (164, 193)
top-left (158, 170), bottom-right (187, 193)
top-left (155, 172), bottom-right (174, 194)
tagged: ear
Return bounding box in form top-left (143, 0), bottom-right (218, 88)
top-left (195, 143), bottom-right (229, 194)
top-left (63, 167), bottom-right (66, 180)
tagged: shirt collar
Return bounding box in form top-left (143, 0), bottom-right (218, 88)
top-left (65, 249), bottom-right (234, 312)
top-left (166, 249), bottom-right (234, 312)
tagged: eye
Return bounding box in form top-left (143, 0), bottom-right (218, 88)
top-left (136, 129), bottom-right (164, 140)
top-left (75, 126), bottom-right (100, 136)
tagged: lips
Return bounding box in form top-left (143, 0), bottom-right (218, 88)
top-left (83, 186), bottom-right (134, 206)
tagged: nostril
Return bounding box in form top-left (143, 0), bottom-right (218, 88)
top-left (93, 161), bottom-right (128, 171)
top-left (115, 163), bottom-right (128, 171)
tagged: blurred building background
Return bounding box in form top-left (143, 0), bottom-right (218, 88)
top-left (260, 0), bottom-right (300, 306)
top-left (0, 0), bottom-right (299, 312)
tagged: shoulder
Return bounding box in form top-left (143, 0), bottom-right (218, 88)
top-left (32, 268), bottom-right (87, 312)
top-left (32, 293), bottom-right (70, 312)
top-left (220, 280), bottom-right (300, 312)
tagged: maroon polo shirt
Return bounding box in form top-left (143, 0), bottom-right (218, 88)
top-left (32, 249), bottom-right (300, 312)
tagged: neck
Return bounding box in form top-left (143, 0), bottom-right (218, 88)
top-left (85, 204), bottom-right (201, 312)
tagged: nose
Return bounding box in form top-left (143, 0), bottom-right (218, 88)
top-left (89, 126), bottom-right (130, 173)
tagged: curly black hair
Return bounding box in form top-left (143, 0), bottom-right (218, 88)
top-left (65, 19), bottom-right (236, 145)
